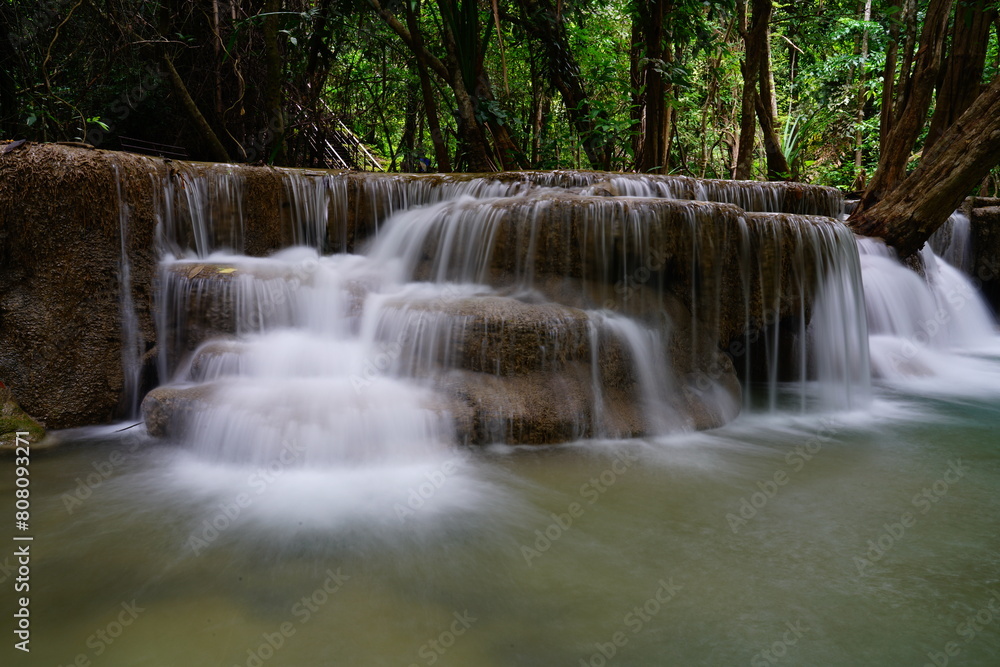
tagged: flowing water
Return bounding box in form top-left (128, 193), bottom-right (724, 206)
top-left (5, 172), bottom-right (1000, 666)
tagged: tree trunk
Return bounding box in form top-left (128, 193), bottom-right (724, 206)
top-left (879, 2), bottom-right (901, 145)
top-left (632, 0), bottom-right (672, 173)
top-left (516, 0), bottom-right (613, 169)
top-left (367, 0), bottom-right (494, 171)
top-left (848, 74), bottom-right (1000, 258)
top-left (398, 73), bottom-right (419, 172)
top-left (925, 0), bottom-right (997, 152)
top-left (735, 0), bottom-right (770, 180)
top-left (859, 0), bottom-right (952, 210)
top-left (530, 57), bottom-right (549, 166)
top-left (404, 0), bottom-right (452, 171)
top-left (755, 23), bottom-right (789, 180)
top-left (163, 54), bottom-right (231, 163)
top-left (853, 0), bottom-right (872, 183)
top-left (434, 0), bottom-right (496, 171)
top-left (262, 0), bottom-right (286, 165)
top-left (477, 70), bottom-right (525, 170)
top-left (894, 0), bottom-right (920, 123)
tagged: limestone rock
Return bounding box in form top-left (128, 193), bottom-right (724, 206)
top-left (141, 384), bottom-right (216, 438)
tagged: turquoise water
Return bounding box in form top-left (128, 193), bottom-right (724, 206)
top-left (4, 376), bottom-right (1000, 666)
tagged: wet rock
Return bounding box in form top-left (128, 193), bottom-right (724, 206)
top-left (969, 203), bottom-right (1000, 312)
top-left (380, 296), bottom-right (592, 376)
top-left (141, 384), bottom-right (217, 438)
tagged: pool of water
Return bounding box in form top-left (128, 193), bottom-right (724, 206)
top-left (4, 370), bottom-right (1000, 667)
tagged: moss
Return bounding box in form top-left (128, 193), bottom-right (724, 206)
top-left (0, 388), bottom-right (46, 449)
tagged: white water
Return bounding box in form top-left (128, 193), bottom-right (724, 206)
top-left (114, 165), bottom-right (145, 417)
top-left (928, 210), bottom-right (973, 273)
top-left (859, 236), bottom-right (999, 390)
top-left (148, 170), bottom-right (999, 485)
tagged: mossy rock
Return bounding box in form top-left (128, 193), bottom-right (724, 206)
top-left (0, 386), bottom-right (45, 449)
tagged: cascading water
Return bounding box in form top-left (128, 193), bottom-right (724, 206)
top-left (144, 168), bottom-right (997, 469)
top-left (114, 164), bottom-right (146, 417)
top-left (859, 235), bottom-right (999, 390)
top-left (928, 210), bottom-right (973, 274)
top-left (157, 164), bottom-right (247, 257)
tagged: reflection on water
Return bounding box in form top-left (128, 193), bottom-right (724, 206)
top-left (6, 363), bottom-right (1000, 666)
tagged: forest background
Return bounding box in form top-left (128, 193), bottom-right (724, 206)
top-left (1, 0), bottom-right (998, 198)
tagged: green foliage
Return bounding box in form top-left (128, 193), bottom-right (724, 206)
top-left (3, 0), bottom-right (996, 183)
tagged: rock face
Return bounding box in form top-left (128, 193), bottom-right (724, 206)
top-left (969, 198), bottom-right (1000, 312)
top-left (141, 384), bottom-right (215, 438)
top-left (0, 144), bottom-right (161, 428)
top-left (4, 142), bottom-right (857, 445)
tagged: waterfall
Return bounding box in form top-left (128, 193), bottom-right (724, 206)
top-left (146, 165), bottom-right (996, 461)
top-left (860, 236), bottom-right (998, 387)
top-left (114, 165), bottom-right (145, 418)
top-left (283, 171), bottom-right (350, 252)
top-left (157, 164), bottom-right (246, 257)
top-left (928, 211), bottom-right (973, 273)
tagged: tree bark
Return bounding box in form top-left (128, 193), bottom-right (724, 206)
top-left (848, 74), bottom-right (1000, 258)
top-left (859, 0), bottom-right (952, 210)
top-left (476, 70), bottom-right (526, 170)
top-left (735, 0), bottom-right (770, 180)
top-left (404, 0), bottom-right (452, 171)
top-left (262, 0), bottom-right (286, 164)
top-left (925, 0), bottom-right (997, 152)
top-left (632, 0), bottom-right (673, 173)
top-left (434, 0), bottom-right (495, 171)
top-left (755, 23), bottom-right (789, 180)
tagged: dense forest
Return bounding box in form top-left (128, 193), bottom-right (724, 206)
top-left (1, 0), bottom-right (999, 196)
